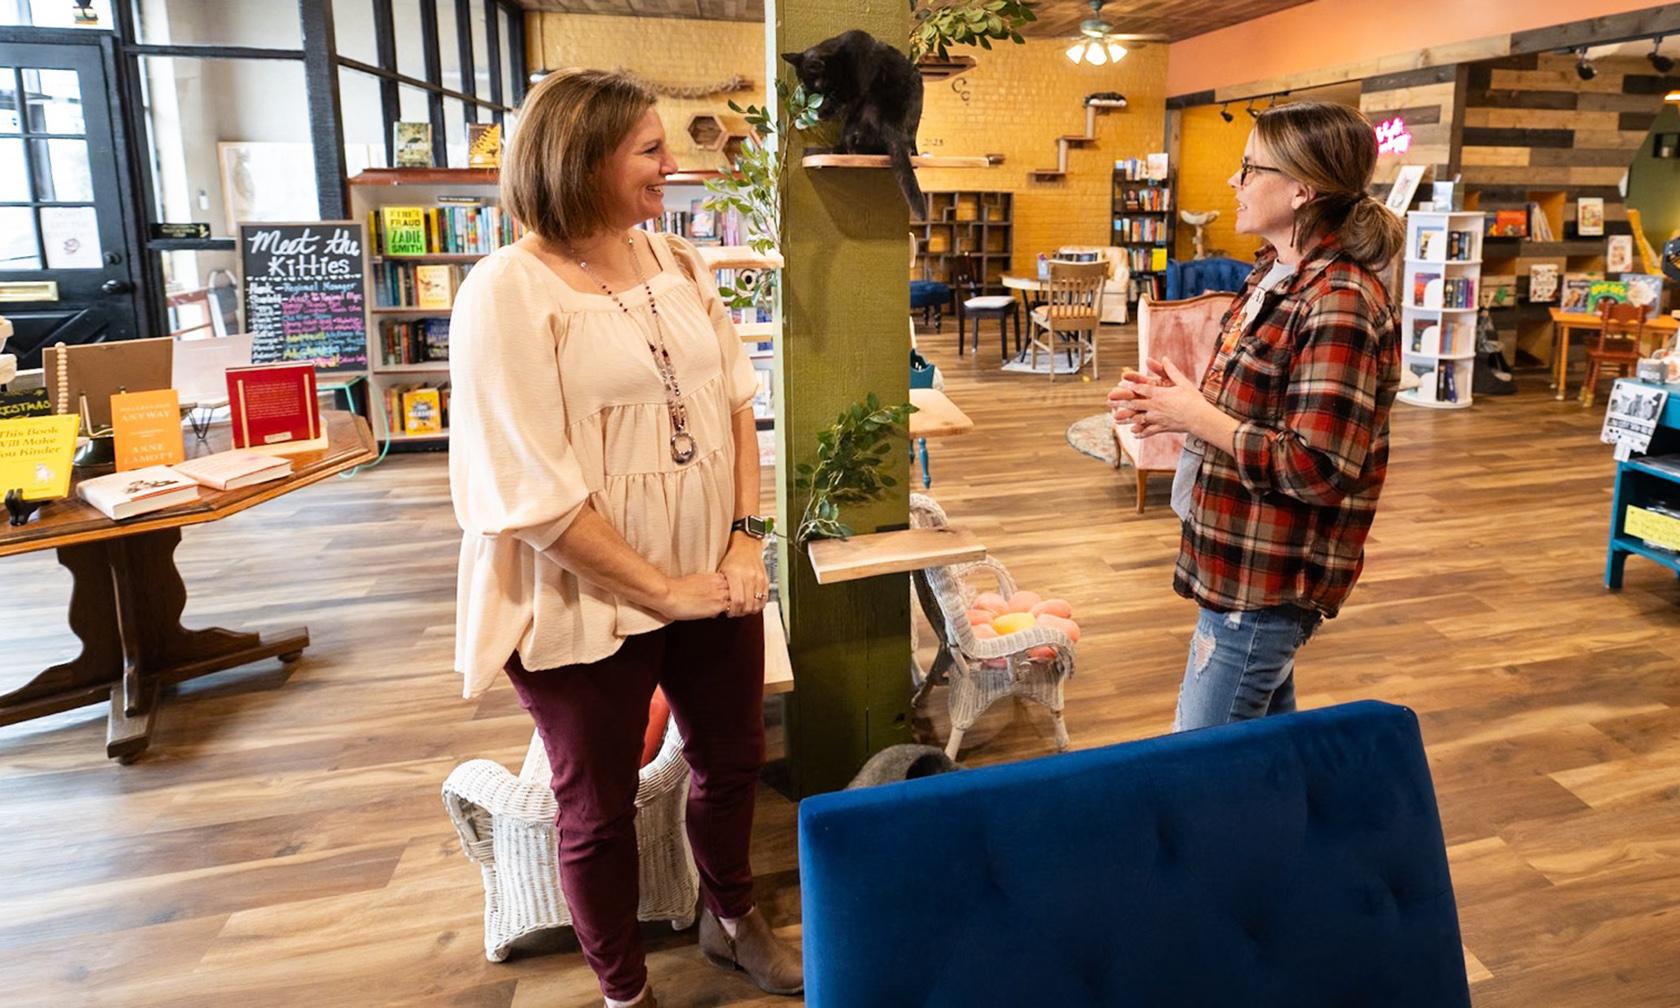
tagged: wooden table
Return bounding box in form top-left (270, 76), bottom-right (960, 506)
top-left (1549, 308), bottom-right (1679, 401)
top-left (909, 388), bottom-right (974, 438)
top-left (0, 411), bottom-right (376, 762)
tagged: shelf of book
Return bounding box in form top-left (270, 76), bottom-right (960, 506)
top-left (371, 253), bottom-right (485, 264)
top-left (1401, 211), bottom-right (1484, 410)
top-left (1112, 161), bottom-right (1174, 302)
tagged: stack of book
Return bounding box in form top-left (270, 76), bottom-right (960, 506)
top-left (373, 262), bottom-right (470, 308)
top-left (371, 203), bottom-right (523, 257)
top-left (379, 318), bottom-right (450, 365)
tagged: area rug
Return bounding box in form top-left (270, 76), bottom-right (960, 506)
top-left (1001, 349), bottom-right (1088, 376)
top-left (1066, 413), bottom-right (1120, 466)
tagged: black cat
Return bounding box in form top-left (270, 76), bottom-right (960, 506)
top-left (783, 30), bottom-right (925, 213)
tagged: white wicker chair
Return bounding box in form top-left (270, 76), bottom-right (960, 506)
top-left (909, 493), bottom-right (1075, 758)
top-left (441, 719), bottom-right (700, 962)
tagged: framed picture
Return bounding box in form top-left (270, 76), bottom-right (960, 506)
top-left (1386, 165), bottom-right (1426, 214)
top-left (218, 142), bottom-right (320, 232)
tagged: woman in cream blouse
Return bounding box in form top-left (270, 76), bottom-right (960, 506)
top-left (448, 69), bottom-right (800, 1008)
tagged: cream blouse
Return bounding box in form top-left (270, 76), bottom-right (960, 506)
top-left (448, 232), bottom-right (757, 697)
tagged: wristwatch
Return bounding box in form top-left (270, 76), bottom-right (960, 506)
top-left (730, 515), bottom-right (771, 539)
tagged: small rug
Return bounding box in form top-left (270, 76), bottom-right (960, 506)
top-left (1001, 349), bottom-right (1088, 376)
top-left (1066, 413), bottom-right (1120, 466)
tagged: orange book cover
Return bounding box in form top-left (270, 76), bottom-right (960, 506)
top-left (110, 387), bottom-right (184, 471)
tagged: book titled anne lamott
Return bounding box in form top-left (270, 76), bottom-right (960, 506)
top-left (224, 362), bottom-right (328, 455)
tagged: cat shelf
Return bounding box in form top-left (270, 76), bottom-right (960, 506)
top-left (801, 154), bottom-right (994, 169)
top-left (697, 246), bottom-right (784, 271)
top-left (806, 526), bottom-right (986, 585)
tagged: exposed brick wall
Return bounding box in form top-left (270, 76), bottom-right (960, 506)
top-left (1174, 103), bottom-right (1260, 262)
top-left (917, 39), bottom-right (1168, 274)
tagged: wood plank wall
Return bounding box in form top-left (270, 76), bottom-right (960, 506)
top-left (1358, 65), bottom-right (1461, 194)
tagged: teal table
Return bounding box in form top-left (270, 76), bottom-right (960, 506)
top-left (1605, 380), bottom-right (1680, 588)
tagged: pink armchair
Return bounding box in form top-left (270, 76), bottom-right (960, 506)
top-left (1112, 291), bottom-right (1234, 512)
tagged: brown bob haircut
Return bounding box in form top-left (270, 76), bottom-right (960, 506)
top-left (501, 68), bottom-right (657, 246)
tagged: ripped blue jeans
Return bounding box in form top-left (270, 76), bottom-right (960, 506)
top-left (1173, 604), bottom-right (1324, 732)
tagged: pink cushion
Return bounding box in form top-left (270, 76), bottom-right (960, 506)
top-left (1116, 292), bottom-right (1237, 473)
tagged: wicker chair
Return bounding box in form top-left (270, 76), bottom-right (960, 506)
top-left (441, 720), bottom-right (699, 962)
top-left (909, 493), bottom-right (1075, 758)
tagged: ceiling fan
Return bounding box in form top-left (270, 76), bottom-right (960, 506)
top-left (1066, 0), bottom-right (1168, 65)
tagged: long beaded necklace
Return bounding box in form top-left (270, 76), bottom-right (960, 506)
top-left (571, 235), bottom-right (696, 465)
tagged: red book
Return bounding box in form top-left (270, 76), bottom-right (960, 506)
top-left (225, 362), bottom-right (327, 455)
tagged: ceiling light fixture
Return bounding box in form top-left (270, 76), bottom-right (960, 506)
top-left (1219, 102), bottom-right (1233, 123)
top-left (1576, 47), bottom-right (1596, 81)
top-left (1650, 37), bottom-right (1675, 74)
top-left (1065, 0), bottom-right (1140, 65)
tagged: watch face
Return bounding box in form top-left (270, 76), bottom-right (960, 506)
top-left (743, 515), bottom-right (769, 538)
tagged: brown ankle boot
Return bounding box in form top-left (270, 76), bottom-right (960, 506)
top-left (698, 906), bottom-right (803, 995)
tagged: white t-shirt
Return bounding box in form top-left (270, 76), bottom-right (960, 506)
top-left (1169, 260), bottom-right (1297, 521)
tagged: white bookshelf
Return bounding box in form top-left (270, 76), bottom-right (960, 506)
top-left (1398, 211), bottom-right (1485, 410)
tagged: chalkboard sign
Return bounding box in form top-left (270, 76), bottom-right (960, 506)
top-left (239, 221), bottom-right (368, 372)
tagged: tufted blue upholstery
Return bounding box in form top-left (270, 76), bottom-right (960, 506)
top-left (1165, 256), bottom-right (1252, 301)
top-left (798, 701), bottom-right (1469, 1008)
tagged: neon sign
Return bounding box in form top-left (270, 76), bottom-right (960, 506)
top-left (1375, 117), bottom-right (1411, 156)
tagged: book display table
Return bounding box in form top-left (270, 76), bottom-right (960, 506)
top-left (0, 411), bottom-right (376, 762)
top-left (1549, 309), bottom-right (1678, 402)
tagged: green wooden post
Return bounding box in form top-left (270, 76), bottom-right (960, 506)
top-left (769, 0), bottom-right (914, 796)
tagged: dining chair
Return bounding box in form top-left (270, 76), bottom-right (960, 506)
top-left (1027, 260), bottom-right (1108, 381)
top-left (1580, 301), bottom-right (1646, 408)
top-left (951, 254), bottom-right (1019, 359)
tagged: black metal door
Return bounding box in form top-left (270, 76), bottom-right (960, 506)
top-left (0, 31), bottom-right (139, 369)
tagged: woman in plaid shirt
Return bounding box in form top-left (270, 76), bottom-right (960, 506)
top-left (1109, 102), bottom-right (1403, 731)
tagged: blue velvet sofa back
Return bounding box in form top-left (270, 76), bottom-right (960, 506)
top-left (797, 701), bottom-right (1470, 1007)
top-left (1165, 255), bottom-right (1251, 300)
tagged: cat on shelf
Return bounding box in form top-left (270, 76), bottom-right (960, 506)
top-left (783, 30), bottom-right (925, 213)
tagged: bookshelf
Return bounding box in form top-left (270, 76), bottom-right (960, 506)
top-left (911, 191), bottom-right (1013, 291)
top-left (1398, 210), bottom-right (1485, 410)
top-left (349, 168), bottom-right (783, 448)
top-left (1111, 162), bottom-right (1174, 301)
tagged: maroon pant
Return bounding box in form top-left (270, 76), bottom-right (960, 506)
top-left (504, 613), bottom-right (766, 1001)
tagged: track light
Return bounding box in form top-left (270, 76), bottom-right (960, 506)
top-left (1219, 102), bottom-right (1233, 123)
top-left (1246, 99), bottom-right (1259, 120)
top-left (1576, 47), bottom-right (1596, 81)
top-left (1650, 37), bottom-right (1674, 74)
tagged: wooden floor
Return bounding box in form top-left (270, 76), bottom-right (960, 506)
top-left (4, 323), bottom-right (1680, 1007)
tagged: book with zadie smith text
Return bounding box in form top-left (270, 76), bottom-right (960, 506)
top-left (225, 362), bottom-right (328, 455)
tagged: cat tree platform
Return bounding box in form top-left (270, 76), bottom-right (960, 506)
top-left (801, 154), bottom-right (994, 169)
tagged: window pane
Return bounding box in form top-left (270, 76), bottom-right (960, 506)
top-left (0, 0), bottom-right (112, 29)
top-left (396, 85), bottom-right (435, 165)
top-left (394, 0), bottom-right (430, 82)
top-left (131, 0), bottom-right (301, 49)
top-left (138, 57), bottom-right (311, 234)
top-left (443, 96), bottom-right (465, 168)
top-left (471, 1), bottom-right (490, 101)
top-left (31, 138), bottom-right (92, 201)
top-left (159, 249), bottom-right (240, 338)
top-left (334, 0), bottom-right (380, 65)
top-left (0, 136), bottom-right (25, 199)
top-left (22, 68), bottom-right (85, 135)
top-left (338, 67), bottom-right (389, 173)
top-left (437, 0), bottom-right (461, 94)
top-left (0, 206), bottom-right (39, 268)
top-left (499, 7), bottom-right (515, 108)
top-left (0, 68), bottom-right (19, 132)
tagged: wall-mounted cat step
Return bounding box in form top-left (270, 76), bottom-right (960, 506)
top-left (1030, 102), bottom-right (1122, 182)
top-left (802, 154), bottom-right (995, 169)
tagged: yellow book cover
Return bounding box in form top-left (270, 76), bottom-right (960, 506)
top-left (1151, 246), bottom-right (1168, 272)
top-left (403, 387), bottom-right (443, 434)
top-left (380, 206), bottom-right (428, 256)
top-left (468, 123), bottom-right (501, 168)
top-left (0, 414), bottom-right (80, 501)
top-left (414, 265), bottom-right (455, 309)
top-left (111, 388), bottom-right (184, 471)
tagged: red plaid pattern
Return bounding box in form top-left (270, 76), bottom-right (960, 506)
top-left (1174, 237), bottom-right (1400, 618)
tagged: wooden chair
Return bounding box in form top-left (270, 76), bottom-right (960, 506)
top-left (1580, 301), bottom-right (1647, 408)
top-left (951, 254), bottom-right (1019, 359)
top-left (1027, 259), bottom-right (1107, 381)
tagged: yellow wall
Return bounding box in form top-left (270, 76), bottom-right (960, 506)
top-left (528, 13), bottom-right (765, 171)
top-left (1174, 104), bottom-right (1260, 262)
top-left (917, 39), bottom-right (1167, 274)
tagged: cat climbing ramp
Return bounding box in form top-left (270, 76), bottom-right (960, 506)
top-left (1029, 97), bottom-right (1127, 181)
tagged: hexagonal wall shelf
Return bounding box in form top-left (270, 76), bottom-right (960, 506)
top-left (687, 113), bottom-right (752, 160)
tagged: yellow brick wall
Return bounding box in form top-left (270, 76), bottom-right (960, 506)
top-left (1174, 103), bottom-right (1261, 262)
top-left (529, 13), bottom-right (765, 171)
top-left (917, 39), bottom-right (1167, 274)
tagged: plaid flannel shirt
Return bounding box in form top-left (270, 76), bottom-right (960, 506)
top-left (1173, 236), bottom-right (1400, 618)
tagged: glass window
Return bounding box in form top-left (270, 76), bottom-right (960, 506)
top-left (0, 206), bottom-right (39, 268)
top-left (394, 0), bottom-right (430, 83)
top-left (131, 0), bottom-right (301, 49)
top-left (338, 67), bottom-right (388, 173)
top-left (498, 6), bottom-right (515, 107)
top-left (436, 0), bottom-right (462, 94)
top-left (398, 85), bottom-right (436, 165)
top-left (334, 0), bottom-right (381, 66)
top-left (0, 136), bottom-right (24, 199)
top-left (30, 138), bottom-right (92, 201)
top-left (442, 95), bottom-right (465, 167)
top-left (23, 68), bottom-right (83, 134)
top-left (159, 249), bottom-right (240, 336)
top-left (471, 1), bottom-right (490, 101)
top-left (0, 0), bottom-right (112, 29)
top-left (137, 57), bottom-right (312, 234)
top-left (0, 67), bottom-right (17, 132)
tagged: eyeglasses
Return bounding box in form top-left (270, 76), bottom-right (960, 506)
top-left (1238, 157), bottom-right (1284, 186)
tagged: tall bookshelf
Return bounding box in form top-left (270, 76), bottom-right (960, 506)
top-left (1112, 163), bottom-right (1174, 301)
top-left (349, 168), bottom-right (781, 449)
top-left (911, 191), bottom-right (1013, 290)
top-left (1398, 210), bottom-right (1485, 410)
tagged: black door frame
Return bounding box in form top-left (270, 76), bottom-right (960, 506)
top-left (0, 25), bottom-right (146, 364)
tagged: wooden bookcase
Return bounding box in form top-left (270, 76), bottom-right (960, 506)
top-left (911, 191), bottom-right (1013, 291)
top-left (1111, 167), bottom-right (1174, 300)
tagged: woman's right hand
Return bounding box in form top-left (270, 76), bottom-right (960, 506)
top-left (656, 572), bottom-right (731, 621)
